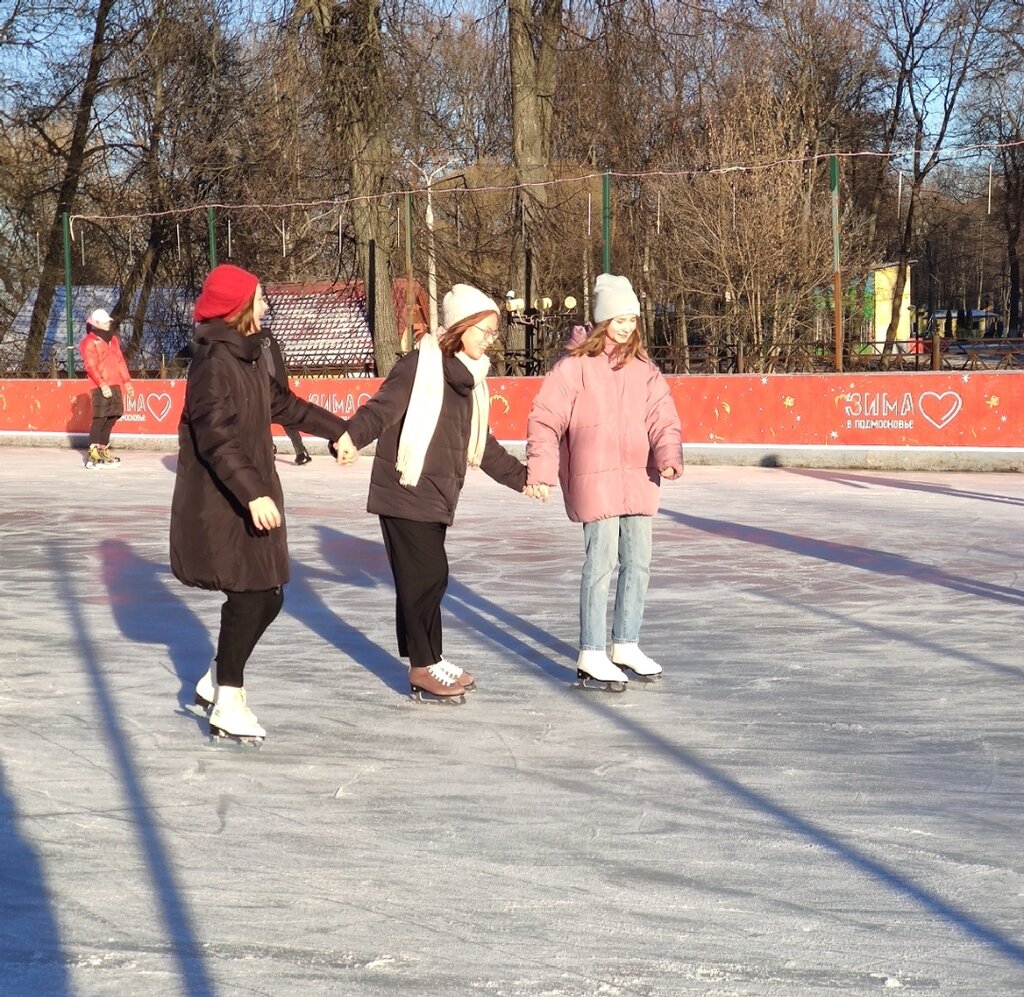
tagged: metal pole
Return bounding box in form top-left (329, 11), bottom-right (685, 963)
top-left (425, 183), bottom-right (438, 330)
top-left (404, 192), bottom-right (414, 345)
top-left (830, 156), bottom-right (844, 372)
top-left (63, 211), bottom-right (74, 376)
top-left (602, 170), bottom-right (612, 274)
top-left (207, 206), bottom-right (218, 268)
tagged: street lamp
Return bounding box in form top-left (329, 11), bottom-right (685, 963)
top-left (409, 156), bottom-right (461, 330)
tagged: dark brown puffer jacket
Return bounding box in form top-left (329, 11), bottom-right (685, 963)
top-left (346, 350), bottom-right (526, 525)
top-left (169, 320), bottom-right (346, 591)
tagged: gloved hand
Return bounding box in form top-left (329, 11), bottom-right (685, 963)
top-left (100, 384), bottom-right (113, 398)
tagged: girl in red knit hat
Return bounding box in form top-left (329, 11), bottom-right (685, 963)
top-left (169, 264), bottom-right (348, 744)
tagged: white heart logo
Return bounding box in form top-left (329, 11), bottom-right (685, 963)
top-left (918, 391), bottom-right (962, 430)
top-left (145, 393), bottom-right (173, 422)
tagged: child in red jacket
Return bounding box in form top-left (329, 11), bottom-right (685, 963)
top-left (79, 308), bottom-right (133, 468)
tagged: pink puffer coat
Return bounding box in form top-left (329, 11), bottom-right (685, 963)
top-left (527, 341), bottom-right (682, 523)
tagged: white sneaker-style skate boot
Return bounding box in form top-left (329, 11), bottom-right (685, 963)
top-left (437, 658), bottom-right (476, 691)
top-left (611, 642), bottom-right (663, 682)
top-left (209, 686), bottom-right (265, 742)
top-left (194, 666), bottom-right (217, 712)
top-left (576, 649), bottom-right (629, 692)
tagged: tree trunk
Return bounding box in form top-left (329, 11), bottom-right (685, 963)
top-left (352, 138), bottom-right (400, 374)
top-left (304, 0), bottom-right (400, 375)
top-left (507, 0), bottom-right (562, 350)
top-left (1008, 238), bottom-right (1020, 334)
top-left (23, 0), bottom-right (115, 372)
top-left (116, 74), bottom-right (168, 365)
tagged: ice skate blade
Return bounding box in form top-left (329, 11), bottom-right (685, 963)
top-left (409, 686), bottom-right (466, 705)
top-left (193, 692), bottom-right (213, 711)
top-left (614, 666), bottom-right (662, 684)
top-left (209, 726), bottom-right (264, 748)
top-left (576, 670), bottom-right (628, 693)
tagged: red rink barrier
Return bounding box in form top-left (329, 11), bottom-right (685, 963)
top-left (1, 371), bottom-right (1023, 449)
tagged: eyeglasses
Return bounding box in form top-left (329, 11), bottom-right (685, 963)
top-left (471, 324), bottom-right (501, 341)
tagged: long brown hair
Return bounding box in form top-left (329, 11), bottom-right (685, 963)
top-left (437, 310), bottom-right (499, 356)
top-left (568, 318), bottom-right (647, 368)
top-left (225, 296), bottom-right (259, 336)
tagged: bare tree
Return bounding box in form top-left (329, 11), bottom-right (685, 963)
top-left (967, 6), bottom-right (1024, 332)
top-left (507, 0), bottom-right (563, 320)
top-left (870, 0), bottom-right (1004, 361)
top-left (19, 0), bottom-right (118, 371)
top-left (290, 0), bottom-right (401, 374)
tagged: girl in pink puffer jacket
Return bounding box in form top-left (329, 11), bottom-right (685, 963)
top-left (526, 274), bottom-right (682, 691)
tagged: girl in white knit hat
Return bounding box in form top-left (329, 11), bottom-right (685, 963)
top-left (526, 274), bottom-right (682, 691)
top-left (335, 284), bottom-right (540, 702)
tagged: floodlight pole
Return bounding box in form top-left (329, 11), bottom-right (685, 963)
top-left (404, 192), bottom-right (414, 347)
top-left (602, 171), bottom-right (612, 274)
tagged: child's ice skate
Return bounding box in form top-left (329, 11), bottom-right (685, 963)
top-left (409, 664), bottom-right (466, 704)
top-left (611, 642), bottom-right (663, 683)
top-left (576, 650), bottom-right (629, 693)
top-left (436, 658), bottom-right (475, 691)
top-left (208, 686), bottom-right (265, 746)
top-left (98, 445), bottom-right (121, 466)
top-left (85, 444), bottom-right (105, 469)
top-left (192, 665), bottom-right (217, 713)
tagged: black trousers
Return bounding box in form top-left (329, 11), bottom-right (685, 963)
top-left (215, 587), bottom-right (284, 687)
top-left (89, 415), bottom-right (118, 447)
top-left (89, 385), bottom-right (123, 445)
top-left (379, 516), bottom-right (448, 668)
top-left (284, 426), bottom-right (307, 456)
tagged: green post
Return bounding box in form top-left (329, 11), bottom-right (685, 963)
top-left (830, 156), bottom-right (843, 372)
top-left (207, 206), bottom-right (218, 268)
top-left (601, 170), bottom-right (612, 274)
top-left (63, 211), bottom-right (74, 376)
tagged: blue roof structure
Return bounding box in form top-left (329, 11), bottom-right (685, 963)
top-left (1, 281), bottom-right (377, 374)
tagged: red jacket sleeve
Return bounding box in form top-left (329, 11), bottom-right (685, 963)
top-left (80, 335), bottom-right (104, 386)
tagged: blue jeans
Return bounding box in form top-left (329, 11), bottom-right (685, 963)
top-left (579, 516), bottom-right (652, 650)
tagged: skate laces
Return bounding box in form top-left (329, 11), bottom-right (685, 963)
top-left (426, 663), bottom-right (458, 686)
top-left (436, 659), bottom-right (464, 681)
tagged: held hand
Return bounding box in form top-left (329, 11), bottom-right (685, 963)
top-left (100, 384), bottom-right (113, 398)
top-left (660, 467), bottom-right (679, 479)
top-left (524, 484), bottom-right (550, 501)
top-left (248, 496), bottom-right (282, 531)
top-left (335, 432), bottom-right (359, 466)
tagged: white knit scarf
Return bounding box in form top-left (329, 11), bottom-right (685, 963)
top-left (455, 350), bottom-right (491, 469)
top-left (395, 333), bottom-right (491, 487)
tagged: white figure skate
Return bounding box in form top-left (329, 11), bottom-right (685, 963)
top-left (611, 642), bottom-right (663, 683)
top-left (208, 686), bottom-right (265, 746)
top-left (576, 650), bottom-right (629, 693)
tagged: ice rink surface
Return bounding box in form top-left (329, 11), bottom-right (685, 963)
top-left (0, 446), bottom-right (1022, 996)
